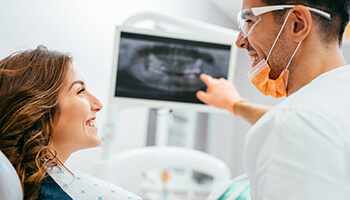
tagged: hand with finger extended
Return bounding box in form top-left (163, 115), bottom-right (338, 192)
top-left (196, 74), bottom-right (247, 114)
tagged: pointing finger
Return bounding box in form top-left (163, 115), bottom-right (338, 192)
top-left (199, 73), bottom-right (214, 86)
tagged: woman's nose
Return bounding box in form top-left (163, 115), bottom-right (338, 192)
top-left (89, 93), bottom-right (103, 112)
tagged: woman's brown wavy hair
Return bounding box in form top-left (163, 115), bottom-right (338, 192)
top-left (0, 45), bottom-right (72, 199)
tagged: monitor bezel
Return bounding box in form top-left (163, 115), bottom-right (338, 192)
top-left (109, 26), bottom-right (238, 112)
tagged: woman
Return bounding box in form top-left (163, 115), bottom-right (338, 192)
top-left (0, 46), bottom-right (141, 200)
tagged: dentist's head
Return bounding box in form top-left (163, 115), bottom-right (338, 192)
top-left (235, 0), bottom-right (349, 97)
top-left (0, 45), bottom-right (102, 200)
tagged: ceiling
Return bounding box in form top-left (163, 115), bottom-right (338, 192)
top-left (209, 0), bottom-right (242, 21)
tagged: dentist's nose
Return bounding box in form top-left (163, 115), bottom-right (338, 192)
top-left (235, 33), bottom-right (249, 49)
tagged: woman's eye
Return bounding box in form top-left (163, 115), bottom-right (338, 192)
top-left (77, 88), bottom-right (86, 95)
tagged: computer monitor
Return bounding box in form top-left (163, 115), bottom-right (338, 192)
top-left (110, 26), bottom-right (238, 112)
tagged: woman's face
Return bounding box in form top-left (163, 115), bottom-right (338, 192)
top-left (51, 67), bottom-right (103, 161)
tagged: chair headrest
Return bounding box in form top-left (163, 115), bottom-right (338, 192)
top-left (0, 151), bottom-right (24, 200)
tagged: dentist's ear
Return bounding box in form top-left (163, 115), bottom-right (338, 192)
top-left (290, 5), bottom-right (313, 42)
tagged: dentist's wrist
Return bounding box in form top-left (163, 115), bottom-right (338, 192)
top-left (231, 98), bottom-right (249, 116)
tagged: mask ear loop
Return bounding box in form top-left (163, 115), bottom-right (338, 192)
top-left (284, 41), bottom-right (302, 89)
top-left (266, 9), bottom-right (292, 62)
top-left (285, 41), bottom-right (302, 70)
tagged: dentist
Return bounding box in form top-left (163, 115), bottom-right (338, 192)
top-left (197, 0), bottom-right (350, 199)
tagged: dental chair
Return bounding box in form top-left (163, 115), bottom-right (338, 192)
top-left (0, 150), bottom-right (23, 200)
top-left (93, 146), bottom-right (232, 199)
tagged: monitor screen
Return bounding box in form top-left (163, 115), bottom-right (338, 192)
top-left (110, 26), bottom-right (237, 112)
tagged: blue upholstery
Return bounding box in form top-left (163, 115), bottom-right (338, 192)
top-left (39, 175), bottom-right (72, 200)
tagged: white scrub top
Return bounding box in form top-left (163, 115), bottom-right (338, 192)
top-left (244, 66), bottom-right (350, 200)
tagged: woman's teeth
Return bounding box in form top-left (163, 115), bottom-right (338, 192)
top-left (86, 120), bottom-right (96, 127)
top-left (250, 55), bottom-right (259, 63)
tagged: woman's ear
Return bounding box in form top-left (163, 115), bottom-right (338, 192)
top-left (290, 5), bottom-right (312, 42)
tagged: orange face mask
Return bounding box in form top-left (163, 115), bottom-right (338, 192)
top-left (247, 10), bottom-right (302, 98)
top-left (248, 59), bottom-right (290, 98)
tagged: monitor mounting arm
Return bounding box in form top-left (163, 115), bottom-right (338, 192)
top-left (122, 11), bottom-right (238, 41)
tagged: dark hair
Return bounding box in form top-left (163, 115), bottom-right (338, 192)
top-left (0, 45), bottom-right (72, 200)
top-left (262, 0), bottom-right (350, 45)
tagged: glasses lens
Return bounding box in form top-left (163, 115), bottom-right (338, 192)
top-left (237, 9), bottom-right (260, 37)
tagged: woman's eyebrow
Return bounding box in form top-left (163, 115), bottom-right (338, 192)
top-left (69, 80), bottom-right (85, 90)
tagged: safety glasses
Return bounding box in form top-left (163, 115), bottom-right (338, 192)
top-left (237, 5), bottom-right (331, 38)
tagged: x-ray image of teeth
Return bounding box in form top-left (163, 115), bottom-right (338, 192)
top-left (115, 33), bottom-right (231, 104)
top-left (127, 45), bottom-right (217, 92)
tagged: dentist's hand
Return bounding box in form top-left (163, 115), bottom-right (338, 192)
top-left (196, 74), bottom-right (247, 114)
